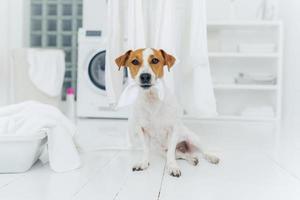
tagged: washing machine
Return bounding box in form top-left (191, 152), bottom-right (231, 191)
top-left (77, 28), bottom-right (128, 118)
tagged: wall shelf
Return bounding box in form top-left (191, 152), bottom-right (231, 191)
top-left (183, 115), bottom-right (277, 122)
top-left (207, 20), bottom-right (283, 29)
top-left (208, 52), bottom-right (280, 58)
top-left (204, 20), bottom-right (283, 123)
top-left (213, 84), bottom-right (278, 91)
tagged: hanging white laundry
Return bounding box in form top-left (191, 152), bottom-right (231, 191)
top-left (105, 0), bottom-right (127, 105)
top-left (191, 0), bottom-right (217, 116)
top-left (126, 0), bottom-right (146, 50)
top-left (174, 0), bottom-right (217, 117)
top-left (26, 49), bottom-right (65, 97)
top-left (152, 0), bottom-right (176, 92)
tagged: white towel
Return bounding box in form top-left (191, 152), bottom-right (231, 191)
top-left (235, 73), bottom-right (277, 85)
top-left (0, 101), bottom-right (81, 172)
top-left (117, 79), bottom-right (165, 108)
top-left (27, 49), bottom-right (65, 97)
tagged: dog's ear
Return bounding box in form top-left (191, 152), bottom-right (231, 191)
top-left (115, 50), bottom-right (132, 70)
top-left (160, 49), bottom-right (176, 71)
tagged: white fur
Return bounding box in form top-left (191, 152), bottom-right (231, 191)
top-left (129, 49), bottom-right (219, 177)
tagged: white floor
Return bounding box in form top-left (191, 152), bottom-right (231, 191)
top-left (0, 121), bottom-right (300, 200)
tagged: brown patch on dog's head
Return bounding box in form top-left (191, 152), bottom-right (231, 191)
top-left (150, 49), bottom-right (176, 78)
top-left (115, 50), bottom-right (132, 70)
top-left (115, 49), bottom-right (144, 78)
top-left (159, 49), bottom-right (176, 72)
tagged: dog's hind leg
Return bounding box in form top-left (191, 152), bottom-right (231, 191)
top-left (181, 126), bottom-right (220, 165)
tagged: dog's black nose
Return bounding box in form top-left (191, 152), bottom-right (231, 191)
top-left (140, 73), bottom-right (151, 84)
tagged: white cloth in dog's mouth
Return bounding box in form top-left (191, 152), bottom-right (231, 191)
top-left (117, 79), bottom-right (165, 108)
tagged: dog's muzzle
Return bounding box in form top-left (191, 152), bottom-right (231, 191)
top-left (139, 73), bottom-right (152, 89)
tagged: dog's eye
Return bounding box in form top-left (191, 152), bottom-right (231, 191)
top-left (131, 59), bottom-right (139, 65)
top-left (151, 58), bottom-right (159, 64)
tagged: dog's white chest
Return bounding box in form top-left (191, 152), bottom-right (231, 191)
top-left (133, 89), bottom-right (177, 150)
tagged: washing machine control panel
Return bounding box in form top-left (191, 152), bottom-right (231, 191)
top-left (85, 30), bottom-right (102, 37)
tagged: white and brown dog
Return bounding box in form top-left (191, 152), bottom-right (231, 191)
top-left (115, 48), bottom-right (219, 177)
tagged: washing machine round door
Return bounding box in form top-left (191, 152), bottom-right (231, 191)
top-left (88, 50), bottom-right (106, 91)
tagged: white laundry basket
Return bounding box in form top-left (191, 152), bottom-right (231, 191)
top-left (0, 133), bottom-right (47, 173)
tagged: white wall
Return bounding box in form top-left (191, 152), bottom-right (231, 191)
top-left (206, 0), bottom-right (263, 21)
top-left (279, 0), bottom-right (300, 131)
top-left (0, 0), bottom-right (27, 106)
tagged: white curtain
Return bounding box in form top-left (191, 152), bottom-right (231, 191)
top-left (0, 0), bottom-right (26, 106)
top-left (105, 0), bottom-right (125, 105)
top-left (106, 0), bottom-right (217, 116)
top-left (173, 0), bottom-right (217, 116)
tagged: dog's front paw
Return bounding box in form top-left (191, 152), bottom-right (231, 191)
top-left (132, 161), bottom-right (150, 171)
top-left (167, 163), bottom-right (181, 177)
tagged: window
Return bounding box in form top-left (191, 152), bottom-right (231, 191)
top-left (30, 0), bottom-right (83, 99)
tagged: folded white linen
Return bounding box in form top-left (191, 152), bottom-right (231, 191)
top-left (27, 49), bottom-right (65, 97)
top-left (235, 73), bottom-right (277, 85)
top-left (237, 43), bottom-right (276, 53)
top-left (240, 106), bottom-right (275, 118)
top-left (0, 101), bottom-right (81, 172)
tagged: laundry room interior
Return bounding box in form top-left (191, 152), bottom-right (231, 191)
top-left (0, 0), bottom-right (300, 199)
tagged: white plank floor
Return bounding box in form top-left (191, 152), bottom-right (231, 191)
top-left (1, 126), bottom-right (300, 200)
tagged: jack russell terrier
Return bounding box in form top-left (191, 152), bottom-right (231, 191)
top-left (115, 48), bottom-right (219, 177)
